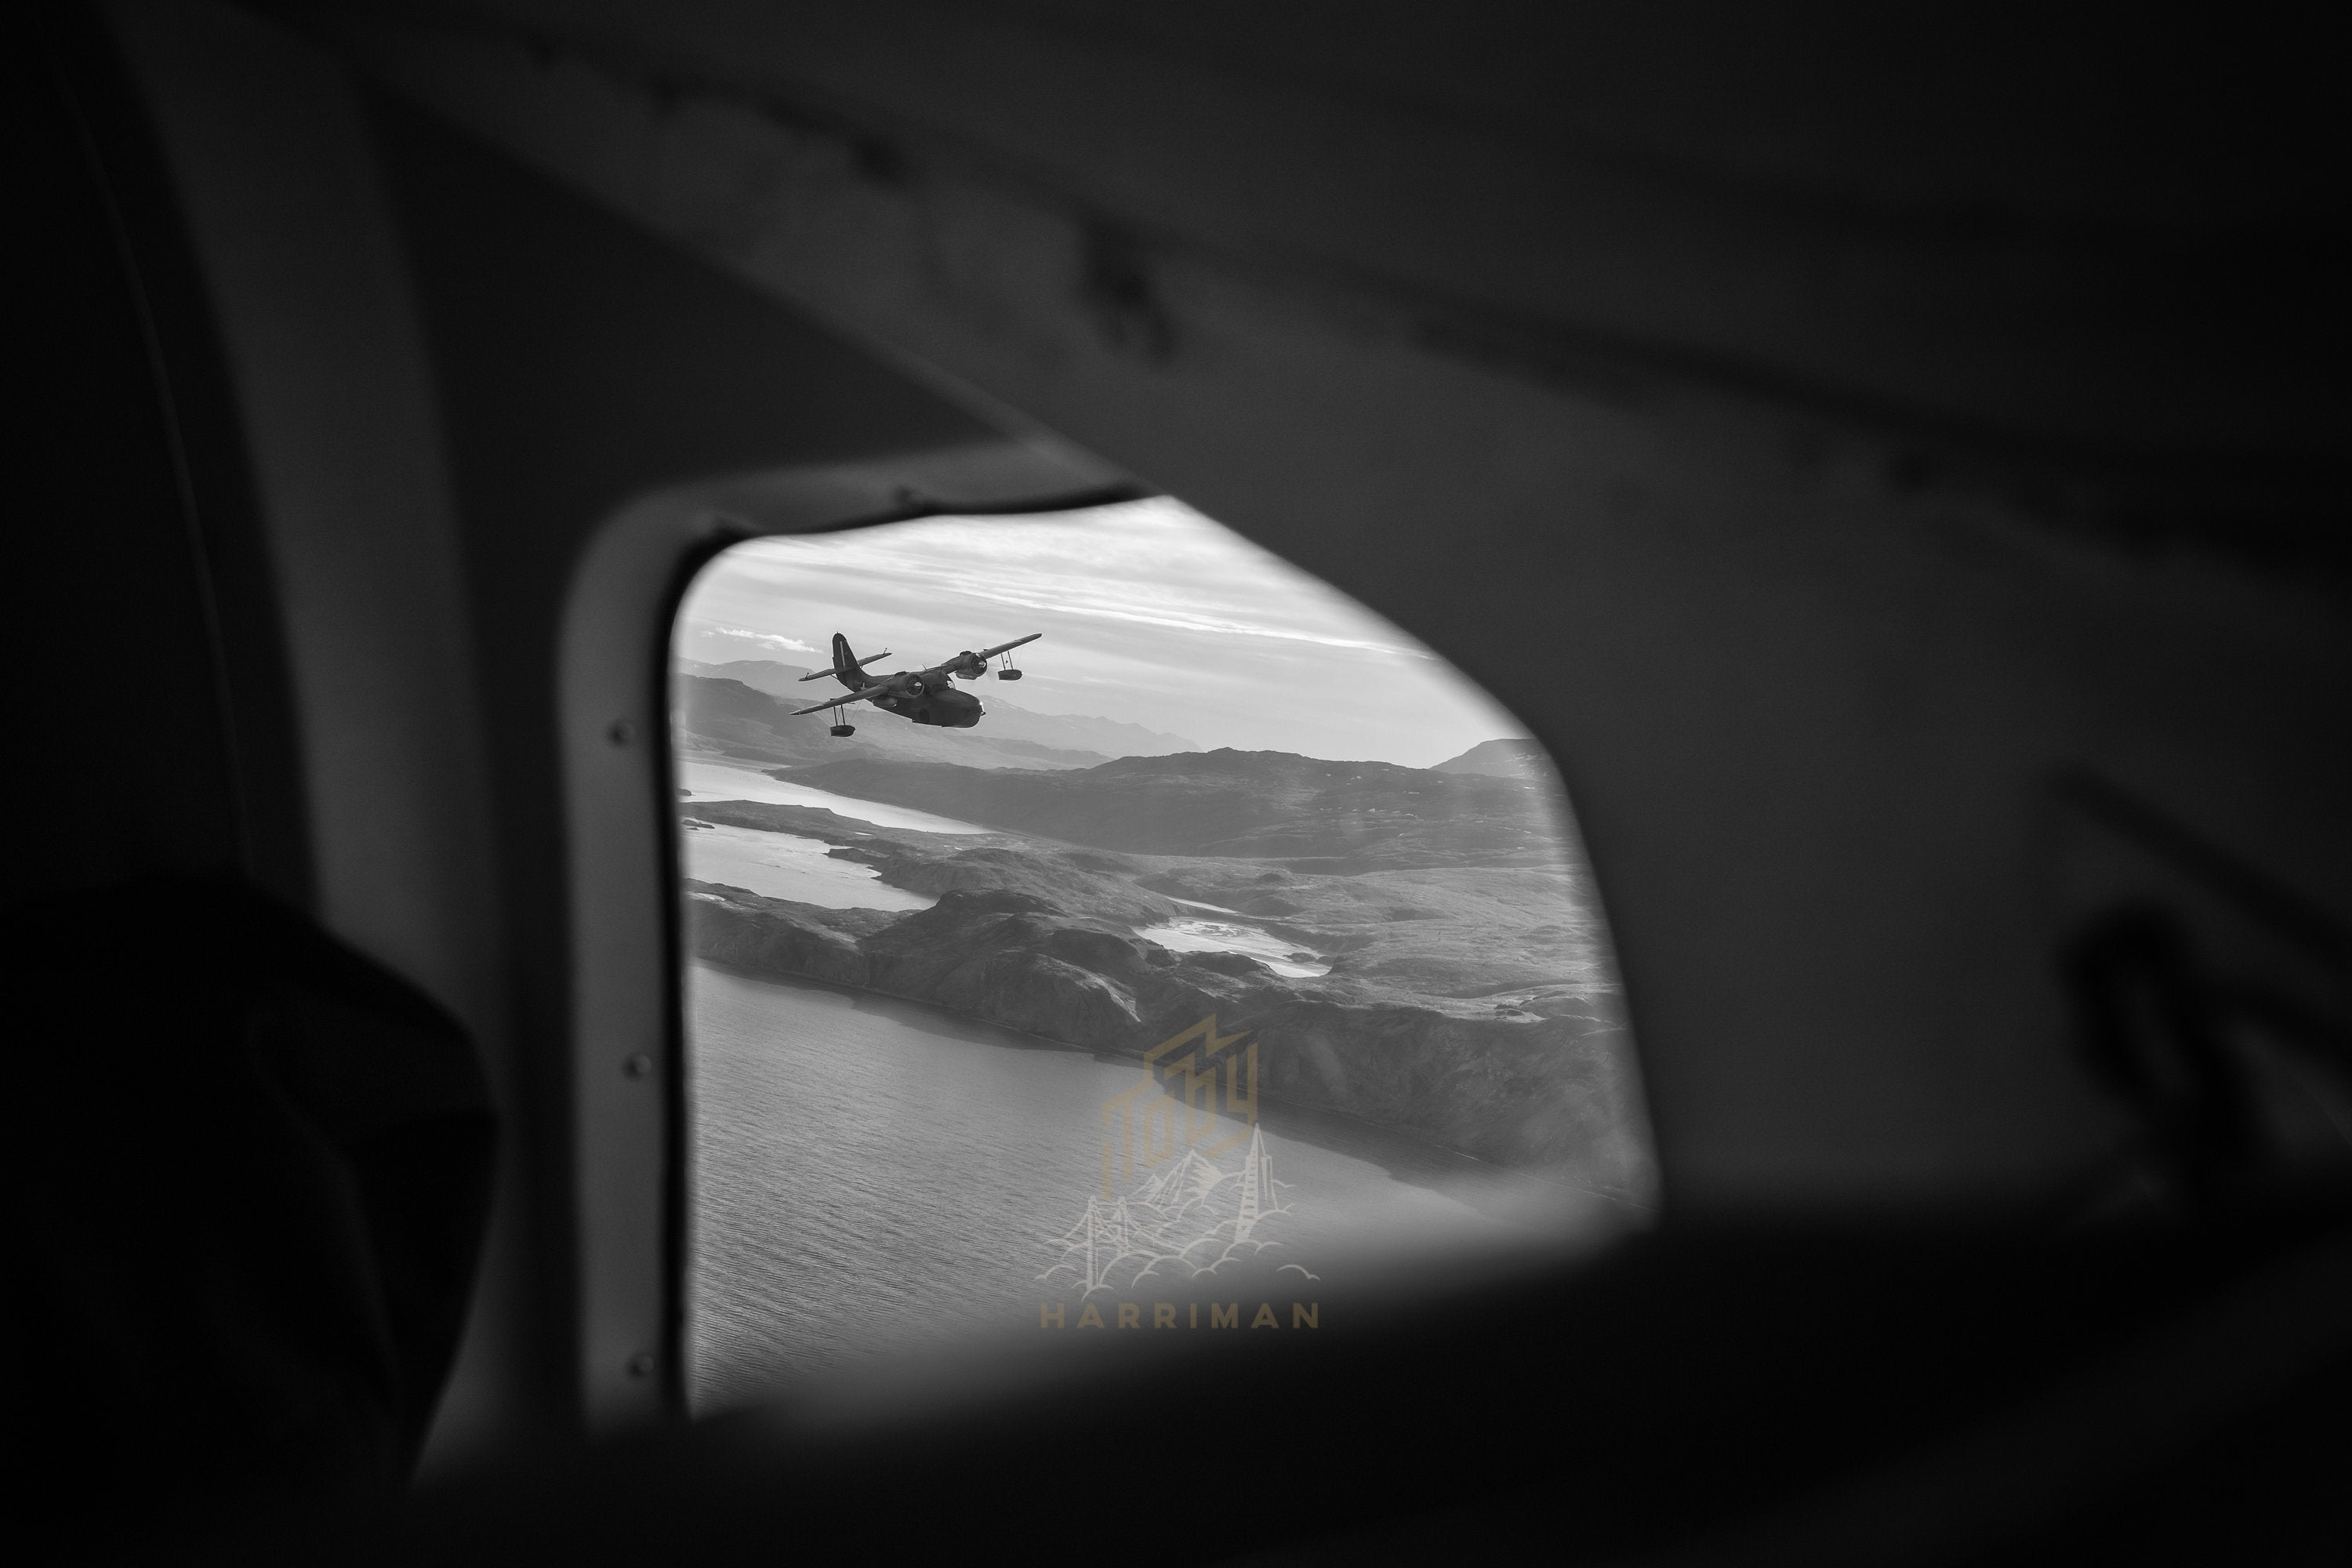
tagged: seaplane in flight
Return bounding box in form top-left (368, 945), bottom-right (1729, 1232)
top-left (791, 631), bottom-right (1040, 737)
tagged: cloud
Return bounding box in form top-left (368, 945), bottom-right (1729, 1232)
top-left (676, 499), bottom-right (1526, 766)
top-left (717, 503), bottom-right (1432, 658)
top-left (703, 626), bottom-right (813, 653)
top-left (914, 580), bottom-right (1429, 655)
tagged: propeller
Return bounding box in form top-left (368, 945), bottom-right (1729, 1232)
top-left (942, 632), bottom-right (1041, 679)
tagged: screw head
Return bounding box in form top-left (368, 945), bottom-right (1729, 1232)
top-left (623, 1053), bottom-right (654, 1080)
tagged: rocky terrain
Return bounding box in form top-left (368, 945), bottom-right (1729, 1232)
top-left (679, 753), bottom-right (1650, 1196)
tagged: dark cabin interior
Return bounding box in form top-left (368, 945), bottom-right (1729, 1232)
top-left (12, 2), bottom-right (2350, 1562)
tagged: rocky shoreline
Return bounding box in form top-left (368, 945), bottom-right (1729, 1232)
top-left (685, 877), bottom-right (1650, 1193)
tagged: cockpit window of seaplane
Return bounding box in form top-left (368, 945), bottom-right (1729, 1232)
top-left (670, 496), bottom-right (1653, 1412)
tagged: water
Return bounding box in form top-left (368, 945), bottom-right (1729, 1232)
top-left (1133, 918), bottom-right (1330, 978)
top-left (681, 822), bottom-right (935, 909)
top-left (677, 757), bottom-right (988, 835)
top-left (688, 963), bottom-right (1606, 1410)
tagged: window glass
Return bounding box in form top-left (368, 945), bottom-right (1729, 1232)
top-left (675, 498), bottom-right (1649, 1408)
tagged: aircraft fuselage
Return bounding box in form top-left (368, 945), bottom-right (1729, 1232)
top-left (873, 681), bottom-right (984, 728)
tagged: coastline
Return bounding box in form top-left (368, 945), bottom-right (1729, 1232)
top-left (673, 742), bottom-right (1650, 1203)
top-left (687, 956), bottom-right (1647, 1214)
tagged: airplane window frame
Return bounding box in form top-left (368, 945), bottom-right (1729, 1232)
top-left (590, 474), bottom-right (1654, 1425)
top-left (557, 453), bottom-right (1140, 1431)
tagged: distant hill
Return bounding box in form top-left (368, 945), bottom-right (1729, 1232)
top-left (676, 658), bottom-right (1200, 759)
top-left (677, 658), bottom-right (815, 695)
top-left (786, 749), bottom-right (1574, 869)
top-left (1434, 738), bottom-right (1556, 779)
top-left (673, 675), bottom-right (1111, 771)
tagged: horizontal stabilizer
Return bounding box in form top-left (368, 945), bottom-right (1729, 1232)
top-left (797, 651), bottom-right (889, 681)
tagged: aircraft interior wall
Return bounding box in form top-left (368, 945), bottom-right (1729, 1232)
top-left (12, 1), bottom-right (2350, 1562)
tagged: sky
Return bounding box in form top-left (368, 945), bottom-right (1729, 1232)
top-left (673, 497), bottom-right (1527, 768)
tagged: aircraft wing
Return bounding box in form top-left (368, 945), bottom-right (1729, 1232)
top-left (791, 683), bottom-right (891, 717)
top-left (917, 632), bottom-right (1041, 677)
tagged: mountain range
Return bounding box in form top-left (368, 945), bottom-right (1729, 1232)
top-left (676, 659), bottom-right (1198, 768)
top-left (675, 674), bottom-right (1100, 771)
top-left (782, 748), bottom-right (1573, 871)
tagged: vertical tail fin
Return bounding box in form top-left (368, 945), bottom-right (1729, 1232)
top-left (832, 632), bottom-right (866, 690)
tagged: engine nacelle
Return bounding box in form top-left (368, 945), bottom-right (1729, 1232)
top-left (829, 723), bottom-right (855, 737)
top-left (997, 667), bottom-right (1023, 681)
